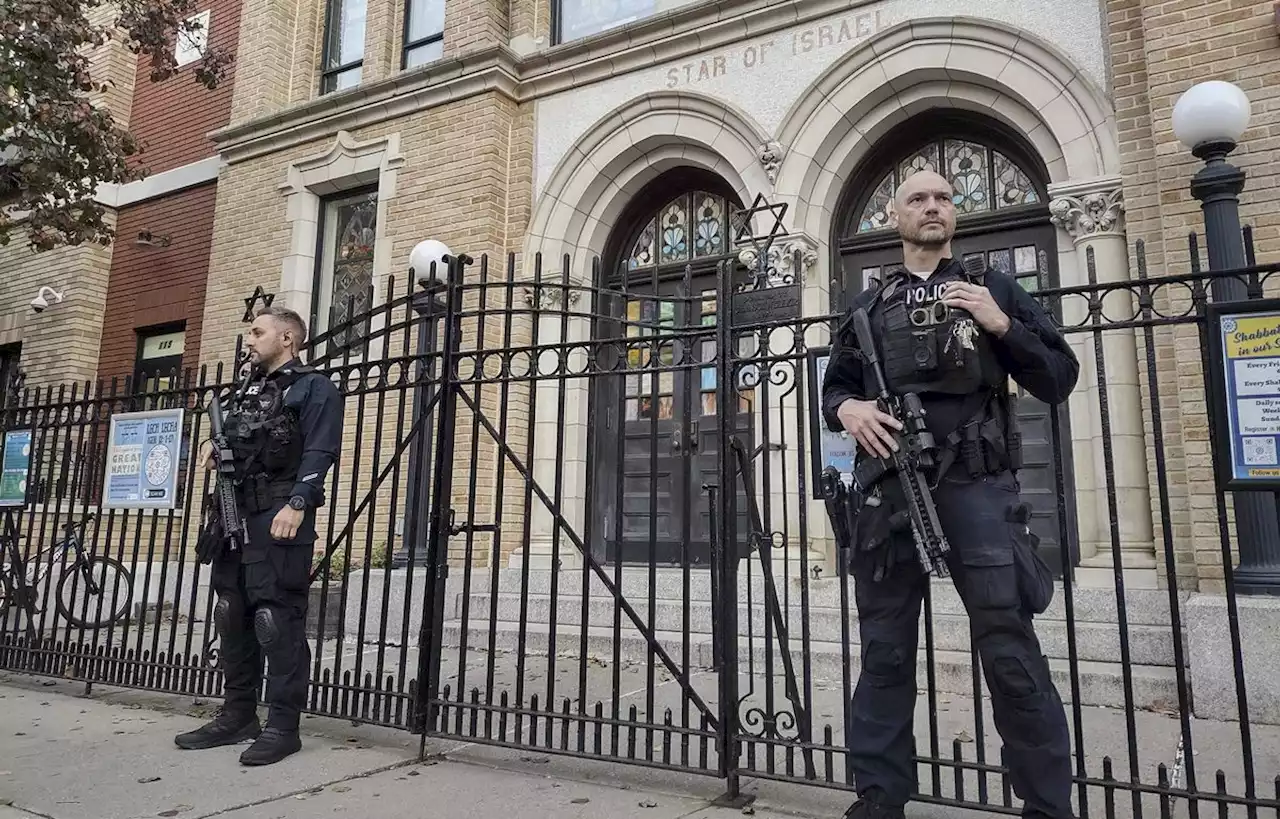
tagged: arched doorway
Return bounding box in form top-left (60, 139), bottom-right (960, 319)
top-left (590, 168), bottom-right (754, 566)
top-left (831, 110), bottom-right (1078, 573)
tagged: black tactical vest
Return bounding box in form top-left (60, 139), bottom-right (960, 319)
top-left (225, 367), bottom-right (305, 487)
top-left (870, 261), bottom-right (1007, 397)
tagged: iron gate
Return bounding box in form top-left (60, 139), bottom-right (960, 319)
top-left (2, 238), bottom-right (1280, 818)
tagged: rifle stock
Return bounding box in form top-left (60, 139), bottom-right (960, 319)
top-left (850, 308), bottom-right (952, 578)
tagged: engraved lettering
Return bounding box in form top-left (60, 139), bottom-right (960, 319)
top-left (661, 6), bottom-right (886, 87)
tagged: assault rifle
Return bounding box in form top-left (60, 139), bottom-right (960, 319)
top-left (850, 307), bottom-right (952, 578)
top-left (199, 387), bottom-right (248, 563)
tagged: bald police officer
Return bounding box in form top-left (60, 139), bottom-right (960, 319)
top-left (822, 171), bottom-right (1079, 819)
top-left (178, 305), bottom-right (343, 766)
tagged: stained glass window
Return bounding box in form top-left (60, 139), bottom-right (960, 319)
top-left (318, 190), bottom-right (378, 355)
top-left (627, 191), bottom-right (733, 271)
top-left (857, 140), bottom-right (1041, 233)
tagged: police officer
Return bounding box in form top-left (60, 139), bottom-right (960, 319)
top-left (176, 305), bottom-right (343, 766)
top-left (822, 170), bottom-right (1079, 819)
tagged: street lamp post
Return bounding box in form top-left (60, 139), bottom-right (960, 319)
top-left (1174, 80), bottom-right (1280, 595)
top-left (391, 240), bottom-right (452, 569)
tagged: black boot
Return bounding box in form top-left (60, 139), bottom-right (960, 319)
top-left (238, 727), bottom-right (302, 766)
top-left (174, 709), bottom-right (260, 750)
top-left (843, 799), bottom-right (907, 819)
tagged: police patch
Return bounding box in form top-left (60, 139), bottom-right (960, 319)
top-left (905, 282), bottom-right (948, 307)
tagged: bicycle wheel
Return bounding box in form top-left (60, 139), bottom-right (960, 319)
top-left (56, 556), bottom-right (134, 629)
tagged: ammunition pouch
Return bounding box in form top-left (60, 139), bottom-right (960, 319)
top-left (1007, 502), bottom-right (1053, 614)
top-left (237, 473), bottom-right (297, 515)
top-left (936, 388), bottom-right (1023, 482)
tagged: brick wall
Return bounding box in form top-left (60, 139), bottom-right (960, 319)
top-left (0, 224), bottom-right (115, 392)
top-left (1109, 0), bottom-right (1280, 590)
top-left (203, 91), bottom-right (536, 566)
top-left (97, 183), bottom-right (218, 384)
top-left (128, 0), bottom-right (242, 175)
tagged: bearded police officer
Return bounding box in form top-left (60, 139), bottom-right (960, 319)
top-left (176, 305), bottom-right (343, 765)
top-left (821, 170), bottom-right (1079, 819)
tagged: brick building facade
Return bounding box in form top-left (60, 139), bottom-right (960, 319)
top-left (193, 0), bottom-right (1280, 600)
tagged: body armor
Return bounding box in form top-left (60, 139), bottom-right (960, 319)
top-left (226, 368), bottom-right (306, 514)
top-left (872, 264), bottom-right (1006, 398)
top-left (865, 260), bottom-right (1021, 479)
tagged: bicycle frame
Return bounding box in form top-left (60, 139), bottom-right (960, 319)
top-left (1, 513), bottom-right (98, 616)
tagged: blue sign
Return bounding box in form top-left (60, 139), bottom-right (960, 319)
top-left (102, 409), bottom-right (184, 509)
top-left (808, 349), bottom-right (858, 497)
top-left (0, 428), bottom-right (33, 508)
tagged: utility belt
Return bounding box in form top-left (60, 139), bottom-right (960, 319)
top-left (852, 389), bottom-right (1021, 494)
top-left (236, 473), bottom-right (296, 515)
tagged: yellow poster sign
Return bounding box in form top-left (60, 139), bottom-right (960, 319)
top-left (1224, 314), bottom-right (1280, 359)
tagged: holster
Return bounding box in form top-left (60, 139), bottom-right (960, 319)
top-left (195, 497), bottom-right (227, 566)
top-left (850, 482), bottom-right (913, 582)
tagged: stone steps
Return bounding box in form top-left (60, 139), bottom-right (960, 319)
top-left (451, 592), bottom-right (1181, 668)
top-left (438, 620), bottom-right (1182, 712)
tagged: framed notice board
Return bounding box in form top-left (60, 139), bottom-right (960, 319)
top-left (1205, 298), bottom-right (1280, 492)
top-left (0, 428), bottom-right (34, 508)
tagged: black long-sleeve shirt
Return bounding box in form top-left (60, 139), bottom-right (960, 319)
top-left (821, 258), bottom-right (1080, 443)
top-left (277, 360), bottom-right (343, 508)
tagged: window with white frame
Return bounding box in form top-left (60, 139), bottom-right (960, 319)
top-left (313, 189), bottom-right (378, 357)
top-left (321, 0), bottom-right (367, 94)
top-left (174, 10), bottom-right (210, 68)
top-left (402, 0), bottom-right (444, 68)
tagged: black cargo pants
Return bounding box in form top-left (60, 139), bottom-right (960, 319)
top-left (847, 470), bottom-right (1073, 819)
top-left (209, 511), bottom-right (312, 732)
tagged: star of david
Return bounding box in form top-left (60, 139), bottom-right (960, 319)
top-left (731, 192), bottom-right (788, 248)
top-left (242, 286), bottom-right (275, 323)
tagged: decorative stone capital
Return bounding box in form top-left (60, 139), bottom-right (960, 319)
top-left (522, 284), bottom-right (581, 309)
top-left (757, 140), bottom-right (784, 185)
top-left (737, 234), bottom-right (818, 286)
top-left (1048, 177), bottom-right (1125, 241)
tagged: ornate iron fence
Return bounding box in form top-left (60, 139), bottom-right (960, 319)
top-left (1, 238), bottom-right (1279, 817)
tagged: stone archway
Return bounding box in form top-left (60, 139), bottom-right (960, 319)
top-left (769, 17), bottom-right (1155, 581)
top-left (514, 92), bottom-right (781, 570)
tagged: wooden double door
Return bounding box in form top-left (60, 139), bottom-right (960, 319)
top-left (590, 270), bottom-right (755, 566)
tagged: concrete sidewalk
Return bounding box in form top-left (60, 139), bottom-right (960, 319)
top-left (0, 673), bottom-right (987, 819)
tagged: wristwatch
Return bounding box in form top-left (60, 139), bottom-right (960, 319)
top-left (287, 495), bottom-right (307, 511)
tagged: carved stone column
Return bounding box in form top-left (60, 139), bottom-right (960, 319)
top-left (1048, 179), bottom-right (1157, 582)
top-left (507, 282), bottom-right (590, 572)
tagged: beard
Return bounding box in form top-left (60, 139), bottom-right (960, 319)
top-left (903, 222), bottom-right (951, 247)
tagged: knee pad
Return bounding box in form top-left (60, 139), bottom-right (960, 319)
top-left (254, 607), bottom-right (280, 650)
top-left (991, 654), bottom-right (1038, 699)
top-left (213, 596), bottom-right (243, 637)
top-left (862, 639), bottom-right (911, 686)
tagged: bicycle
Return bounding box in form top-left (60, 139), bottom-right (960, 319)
top-left (0, 511), bottom-right (134, 630)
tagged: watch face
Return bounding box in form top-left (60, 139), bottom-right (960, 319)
top-left (289, 496), bottom-right (305, 510)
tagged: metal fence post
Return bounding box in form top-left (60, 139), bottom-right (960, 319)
top-left (1191, 149), bottom-right (1280, 595)
top-left (414, 253), bottom-right (468, 738)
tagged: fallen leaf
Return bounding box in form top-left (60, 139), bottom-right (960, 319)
top-left (639, 800), bottom-right (658, 808)
top-left (956, 730), bottom-right (973, 743)
top-left (138, 776), bottom-right (161, 784)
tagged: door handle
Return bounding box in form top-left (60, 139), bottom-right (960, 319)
top-left (671, 429), bottom-right (683, 452)
top-left (689, 420), bottom-right (700, 451)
